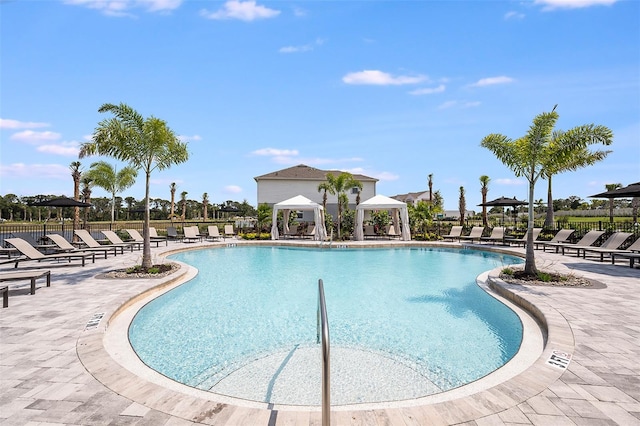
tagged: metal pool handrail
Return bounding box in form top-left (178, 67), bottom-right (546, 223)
top-left (316, 279), bottom-right (330, 426)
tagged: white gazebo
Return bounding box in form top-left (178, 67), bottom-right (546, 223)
top-left (271, 195), bottom-right (327, 241)
top-left (355, 195), bottom-right (411, 241)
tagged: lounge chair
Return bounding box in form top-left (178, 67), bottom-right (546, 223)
top-left (166, 226), bottom-right (181, 241)
top-left (480, 227), bottom-right (506, 244)
top-left (74, 229), bottom-right (130, 254)
top-left (283, 224), bottom-right (299, 239)
top-left (11, 232), bottom-right (57, 254)
top-left (206, 226), bottom-right (222, 241)
top-left (441, 225), bottom-right (463, 241)
top-left (224, 225), bottom-right (236, 239)
top-left (505, 228), bottom-right (542, 247)
top-left (610, 239), bottom-right (640, 267)
top-left (101, 230), bottom-right (141, 250)
top-left (577, 232), bottom-right (632, 261)
top-left (0, 269), bottom-right (51, 299)
top-left (363, 225), bottom-right (377, 239)
top-left (5, 237), bottom-right (95, 268)
top-left (46, 233), bottom-right (115, 259)
top-left (303, 224), bottom-right (316, 238)
top-left (544, 230), bottom-right (605, 255)
top-left (535, 229), bottom-right (576, 251)
top-left (183, 226), bottom-right (201, 243)
top-left (459, 226), bottom-right (485, 243)
top-left (149, 227), bottom-right (168, 242)
top-left (385, 224), bottom-right (401, 239)
top-left (124, 229), bottom-right (168, 247)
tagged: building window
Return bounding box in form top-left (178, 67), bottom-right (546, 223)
top-left (351, 187), bottom-right (360, 194)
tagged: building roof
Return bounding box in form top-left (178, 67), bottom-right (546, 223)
top-left (391, 191), bottom-right (430, 202)
top-left (254, 164), bottom-right (377, 182)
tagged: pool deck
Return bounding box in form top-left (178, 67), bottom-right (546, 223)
top-left (0, 238), bottom-right (638, 425)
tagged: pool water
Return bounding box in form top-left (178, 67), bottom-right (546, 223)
top-left (129, 246), bottom-right (524, 405)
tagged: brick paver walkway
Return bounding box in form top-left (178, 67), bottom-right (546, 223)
top-left (1, 239), bottom-right (638, 425)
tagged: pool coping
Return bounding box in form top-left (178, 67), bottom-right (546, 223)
top-left (76, 241), bottom-right (575, 424)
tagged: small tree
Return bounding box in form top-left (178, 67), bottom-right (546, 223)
top-left (84, 161), bottom-right (138, 224)
top-left (481, 106), bottom-right (612, 276)
top-left (180, 191), bottom-right (188, 220)
top-left (70, 161), bottom-right (82, 235)
top-left (605, 183), bottom-right (622, 223)
top-left (202, 192), bottom-right (209, 220)
top-left (479, 175), bottom-right (490, 227)
top-left (79, 102), bottom-right (189, 269)
top-left (323, 172), bottom-right (362, 239)
top-left (256, 203), bottom-right (272, 233)
top-left (169, 182), bottom-right (177, 222)
top-left (458, 186), bottom-right (466, 226)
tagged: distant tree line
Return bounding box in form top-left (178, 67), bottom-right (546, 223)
top-left (0, 193), bottom-right (257, 222)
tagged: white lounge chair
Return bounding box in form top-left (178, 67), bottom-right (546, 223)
top-left (224, 225), bottom-right (236, 239)
top-left (206, 226), bottom-right (222, 241)
top-left (506, 228), bottom-right (542, 247)
top-left (74, 229), bottom-right (130, 254)
top-left (459, 226), bottom-right (485, 243)
top-left (125, 229), bottom-right (168, 247)
top-left (46, 233), bottom-right (115, 258)
top-left (535, 229), bottom-right (575, 251)
top-left (101, 230), bottom-right (141, 250)
top-left (545, 230), bottom-right (605, 255)
top-left (5, 237), bottom-right (95, 268)
top-left (579, 232), bottom-right (634, 262)
top-left (480, 227), bottom-right (506, 244)
top-left (441, 225), bottom-right (463, 241)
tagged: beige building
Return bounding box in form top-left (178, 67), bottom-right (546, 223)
top-left (254, 164), bottom-right (377, 220)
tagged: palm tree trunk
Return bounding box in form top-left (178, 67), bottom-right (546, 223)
top-left (524, 180), bottom-right (538, 275)
top-left (142, 172), bottom-right (152, 269)
top-left (544, 177), bottom-right (554, 228)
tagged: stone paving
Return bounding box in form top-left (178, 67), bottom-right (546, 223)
top-left (0, 238), bottom-right (639, 425)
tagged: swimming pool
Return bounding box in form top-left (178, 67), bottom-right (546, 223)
top-left (129, 246), bottom-right (524, 406)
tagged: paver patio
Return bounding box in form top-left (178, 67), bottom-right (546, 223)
top-left (0, 239), bottom-right (638, 425)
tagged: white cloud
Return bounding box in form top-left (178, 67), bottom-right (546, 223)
top-left (0, 163), bottom-right (70, 179)
top-left (437, 101), bottom-right (458, 110)
top-left (178, 134), bottom-right (202, 142)
top-left (462, 101), bottom-right (481, 108)
top-left (372, 171), bottom-right (399, 181)
top-left (534, 0), bottom-right (617, 10)
top-left (279, 38), bottom-right (325, 54)
top-left (469, 76), bottom-right (515, 87)
top-left (409, 84), bottom-right (446, 96)
top-left (252, 148), bottom-right (299, 156)
top-left (10, 130), bottom-right (61, 143)
top-left (495, 178), bottom-right (526, 186)
top-left (224, 185), bottom-right (243, 194)
top-left (504, 11), bottom-right (525, 20)
top-left (0, 119), bottom-right (50, 129)
top-left (200, 1), bottom-right (280, 21)
top-left (64, 0), bottom-right (182, 16)
top-left (437, 100), bottom-right (481, 110)
top-left (342, 70), bottom-right (427, 86)
top-left (36, 142), bottom-right (80, 156)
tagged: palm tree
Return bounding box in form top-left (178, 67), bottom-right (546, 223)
top-left (169, 182), bottom-right (177, 222)
top-left (84, 161), bottom-right (138, 223)
top-left (428, 173), bottom-right (433, 203)
top-left (317, 182), bottom-right (331, 212)
top-left (180, 191), bottom-right (188, 220)
top-left (256, 203), bottom-right (272, 233)
top-left (79, 102), bottom-right (189, 269)
top-left (458, 186), bottom-right (466, 226)
top-left (124, 196), bottom-right (136, 220)
top-left (605, 183), bottom-right (622, 223)
top-left (324, 172), bottom-right (362, 239)
top-left (70, 161), bottom-right (82, 234)
top-left (202, 192), bottom-right (209, 220)
top-left (481, 106), bottom-right (613, 276)
top-left (541, 129), bottom-right (612, 227)
top-left (81, 176), bottom-right (93, 226)
top-left (479, 175), bottom-right (490, 226)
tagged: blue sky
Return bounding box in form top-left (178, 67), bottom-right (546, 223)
top-left (1, 0), bottom-right (638, 211)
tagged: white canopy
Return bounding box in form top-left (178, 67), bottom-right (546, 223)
top-left (271, 195), bottom-right (327, 241)
top-left (354, 195), bottom-right (411, 241)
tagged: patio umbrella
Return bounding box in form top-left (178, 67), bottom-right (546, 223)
top-left (32, 197), bottom-right (92, 207)
top-left (478, 196), bottom-right (527, 228)
top-left (589, 182), bottom-right (640, 199)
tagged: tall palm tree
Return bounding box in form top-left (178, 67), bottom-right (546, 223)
top-left (428, 173), bottom-right (433, 203)
top-left (79, 102), bottom-right (189, 269)
top-left (70, 161), bottom-right (82, 235)
top-left (180, 191), bottom-right (188, 220)
top-left (324, 172), bottom-right (362, 239)
top-left (202, 192), bottom-right (209, 220)
top-left (81, 176), bottom-right (93, 226)
top-left (458, 186), bottom-right (466, 226)
top-left (169, 182), bottom-right (177, 222)
top-left (84, 161), bottom-right (138, 223)
top-left (605, 183), bottom-right (622, 223)
top-left (479, 175), bottom-right (490, 226)
top-left (317, 181), bottom-right (332, 221)
top-left (481, 106), bottom-right (613, 276)
top-left (542, 130), bottom-right (612, 227)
